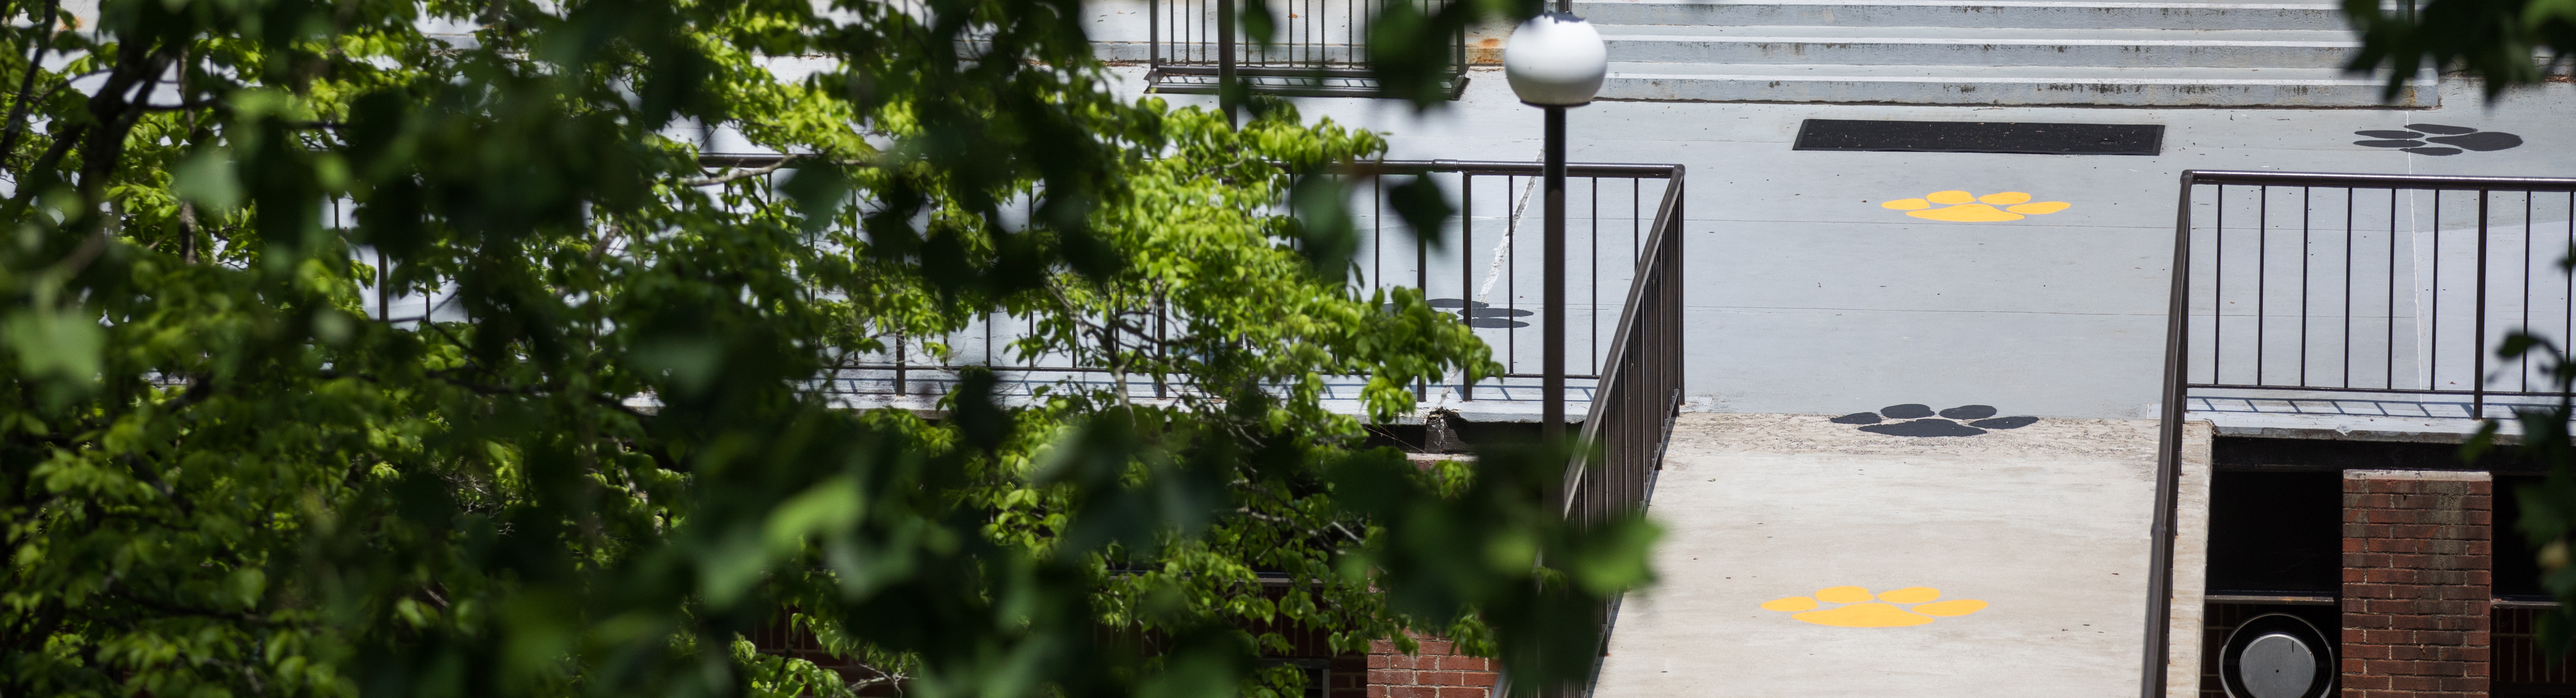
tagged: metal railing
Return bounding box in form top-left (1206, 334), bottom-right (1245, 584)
top-left (803, 159), bottom-right (1681, 413)
top-left (1145, 0), bottom-right (1467, 99)
top-left (1558, 165), bottom-right (1682, 526)
top-left (2145, 169), bottom-right (2576, 698)
top-left (1555, 164), bottom-right (1682, 698)
top-left (2164, 170), bottom-right (2576, 419)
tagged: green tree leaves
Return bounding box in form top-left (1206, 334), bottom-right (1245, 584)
top-left (2346, 0), bottom-right (2576, 96)
top-left (0, 0), bottom-right (1658, 696)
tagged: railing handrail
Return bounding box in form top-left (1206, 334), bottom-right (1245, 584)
top-left (1357, 160), bottom-right (1684, 178)
top-left (2184, 169), bottom-right (2576, 191)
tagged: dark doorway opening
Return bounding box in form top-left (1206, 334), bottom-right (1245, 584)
top-left (2206, 470), bottom-right (2343, 596)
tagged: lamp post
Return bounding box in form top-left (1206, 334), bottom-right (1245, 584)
top-left (1502, 13), bottom-right (1606, 447)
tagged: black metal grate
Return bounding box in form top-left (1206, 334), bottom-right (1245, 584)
top-left (1793, 119), bottom-right (2165, 156)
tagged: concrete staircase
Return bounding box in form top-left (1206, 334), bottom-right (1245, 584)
top-left (1575, 0), bottom-right (2439, 107)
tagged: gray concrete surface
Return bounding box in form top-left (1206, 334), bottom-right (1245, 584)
top-left (1591, 412), bottom-right (2164, 698)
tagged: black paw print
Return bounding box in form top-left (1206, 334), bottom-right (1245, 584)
top-left (2353, 124), bottom-right (2524, 156)
top-left (1426, 298), bottom-right (1531, 328)
top-left (1830, 404), bottom-right (2037, 437)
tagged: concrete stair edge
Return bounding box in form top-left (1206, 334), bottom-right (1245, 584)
top-left (1601, 68), bottom-right (2439, 106)
top-left (1572, 1), bottom-right (2350, 31)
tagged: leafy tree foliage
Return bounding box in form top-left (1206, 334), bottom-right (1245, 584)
top-left (0, 0), bottom-right (1660, 695)
top-left (2344, 0), bottom-right (2576, 95)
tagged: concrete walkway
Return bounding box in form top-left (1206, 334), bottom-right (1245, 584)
top-left (1593, 412), bottom-right (2179, 698)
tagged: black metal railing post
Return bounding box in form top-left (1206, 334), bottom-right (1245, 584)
top-left (1543, 107), bottom-right (1567, 446)
top-left (2476, 188), bottom-right (2491, 418)
top-left (1461, 171), bottom-right (1475, 402)
top-left (1217, 0), bottom-right (1238, 125)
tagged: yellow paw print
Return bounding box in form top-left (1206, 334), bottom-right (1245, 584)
top-left (1882, 190), bottom-right (2070, 222)
top-left (1759, 586), bottom-right (1990, 627)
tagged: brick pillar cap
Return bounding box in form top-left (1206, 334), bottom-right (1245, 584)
top-left (2343, 470), bottom-right (2492, 481)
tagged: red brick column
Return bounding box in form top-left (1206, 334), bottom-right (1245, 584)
top-left (1367, 635), bottom-right (1496, 698)
top-left (2341, 469), bottom-right (2492, 698)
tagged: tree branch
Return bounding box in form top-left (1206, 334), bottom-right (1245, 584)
top-left (107, 590), bottom-right (277, 626)
top-left (679, 155), bottom-right (800, 186)
top-left (0, 0), bottom-right (59, 163)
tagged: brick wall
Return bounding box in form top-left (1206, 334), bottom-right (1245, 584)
top-left (1367, 635), bottom-right (1496, 698)
top-left (2341, 469), bottom-right (2493, 698)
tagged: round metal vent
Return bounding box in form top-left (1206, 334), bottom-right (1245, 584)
top-left (2220, 613), bottom-right (2336, 698)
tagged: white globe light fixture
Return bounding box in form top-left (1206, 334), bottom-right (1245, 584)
top-left (1503, 13), bottom-right (1608, 106)
top-left (1502, 11), bottom-right (1608, 446)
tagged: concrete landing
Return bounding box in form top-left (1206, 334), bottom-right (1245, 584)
top-left (1594, 412), bottom-right (2178, 698)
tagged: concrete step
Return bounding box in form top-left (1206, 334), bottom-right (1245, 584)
top-left (1597, 25), bottom-right (2360, 68)
top-left (1599, 62), bottom-right (2439, 106)
top-left (1572, 0), bottom-right (2349, 31)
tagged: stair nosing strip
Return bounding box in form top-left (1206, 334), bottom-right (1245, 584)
top-left (1606, 72), bottom-right (2400, 86)
top-left (1603, 35), bottom-right (2359, 48)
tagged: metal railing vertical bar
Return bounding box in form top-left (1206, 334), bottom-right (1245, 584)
top-left (1416, 174), bottom-right (1429, 401)
top-left (1463, 172), bottom-right (1477, 401)
top-left (2476, 189), bottom-right (2491, 417)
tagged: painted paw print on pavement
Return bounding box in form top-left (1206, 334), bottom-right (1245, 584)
top-left (2353, 123), bottom-right (2524, 156)
top-left (1881, 190), bottom-right (2070, 222)
top-left (1831, 403), bottom-right (2036, 437)
top-left (1761, 586), bottom-right (1990, 627)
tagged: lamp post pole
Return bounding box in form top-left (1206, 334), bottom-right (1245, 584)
top-left (1504, 12), bottom-right (1603, 449)
top-left (1541, 106), bottom-right (1566, 446)
top-left (1543, 0), bottom-right (1574, 448)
